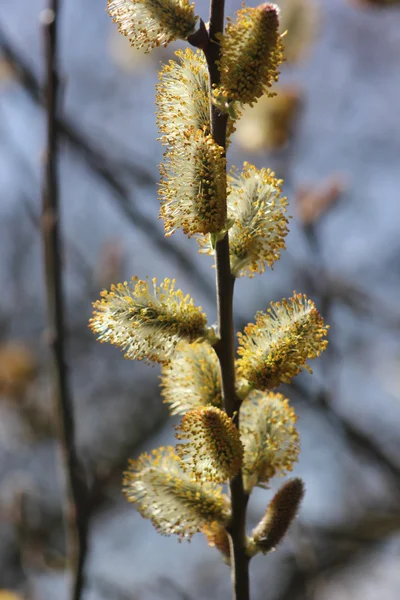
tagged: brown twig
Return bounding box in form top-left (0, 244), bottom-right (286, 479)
top-left (203, 2), bottom-right (250, 598)
top-left (41, 3), bottom-right (88, 599)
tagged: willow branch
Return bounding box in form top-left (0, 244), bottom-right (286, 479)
top-left (204, 2), bottom-right (250, 598)
top-left (41, 3), bottom-right (88, 599)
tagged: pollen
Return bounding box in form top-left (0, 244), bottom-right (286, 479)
top-left (123, 446), bottom-right (231, 540)
top-left (237, 293), bottom-right (329, 390)
top-left (215, 3), bottom-right (284, 111)
top-left (156, 48), bottom-right (237, 151)
top-left (160, 342), bottom-right (222, 415)
top-left (159, 129), bottom-right (227, 237)
top-left (107, 0), bottom-right (198, 53)
top-left (175, 407), bottom-right (244, 483)
top-left (156, 48), bottom-right (210, 146)
top-left (197, 163), bottom-right (289, 277)
top-left (240, 391), bottom-right (300, 492)
top-left (89, 276), bottom-right (208, 363)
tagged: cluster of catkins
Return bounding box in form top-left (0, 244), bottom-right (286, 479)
top-left (90, 0), bottom-right (328, 560)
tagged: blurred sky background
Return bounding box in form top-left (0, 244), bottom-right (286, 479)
top-left (1, 0), bottom-right (400, 598)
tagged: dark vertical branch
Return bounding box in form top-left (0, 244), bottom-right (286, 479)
top-left (204, 1), bottom-right (250, 598)
top-left (41, 3), bottom-right (88, 599)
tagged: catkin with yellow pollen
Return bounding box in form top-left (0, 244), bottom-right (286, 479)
top-left (237, 293), bottom-right (328, 390)
top-left (107, 0), bottom-right (198, 53)
top-left (123, 446), bottom-right (231, 540)
top-left (156, 48), bottom-right (210, 145)
top-left (175, 407), bottom-right (244, 483)
top-left (89, 276), bottom-right (208, 363)
top-left (159, 129), bottom-right (227, 237)
top-left (160, 342), bottom-right (222, 415)
top-left (197, 162), bottom-right (289, 277)
top-left (240, 390), bottom-right (300, 492)
top-left (214, 3), bottom-right (284, 111)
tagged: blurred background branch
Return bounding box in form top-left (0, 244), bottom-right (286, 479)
top-left (0, 23), bottom-right (216, 302)
top-left (41, 2), bottom-right (89, 599)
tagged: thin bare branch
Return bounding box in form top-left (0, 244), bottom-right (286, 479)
top-left (41, 3), bottom-right (88, 599)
